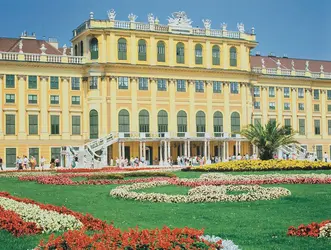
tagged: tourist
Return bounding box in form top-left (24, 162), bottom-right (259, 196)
top-left (237, 154), bottom-right (242, 160)
top-left (245, 153), bottom-right (249, 160)
top-left (110, 157), bottom-right (114, 166)
top-left (23, 155), bottom-right (29, 170)
top-left (40, 156), bottom-right (45, 171)
top-left (71, 158), bottom-right (76, 168)
top-left (83, 155), bottom-right (88, 168)
top-left (55, 157), bottom-right (60, 167)
top-left (324, 152), bottom-right (328, 162)
top-left (50, 158), bottom-right (55, 169)
top-left (30, 156), bottom-right (36, 170)
top-left (0, 157), bottom-right (2, 170)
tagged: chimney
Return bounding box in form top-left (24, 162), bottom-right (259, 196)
top-left (20, 31), bottom-right (36, 40)
top-left (283, 54), bottom-right (288, 58)
top-left (255, 51), bottom-right (261, 56)
top-left (48, 37), bottom-right (58, 49)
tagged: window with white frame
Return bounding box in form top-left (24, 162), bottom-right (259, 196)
top-left (118, 77), bottom-right (128, 89)
top-left (139, 78), bottom-right (148, 90)
top-left (195, 80), bottom-right (204, 93)
top-left (230, 82), bottom-right (239, 94)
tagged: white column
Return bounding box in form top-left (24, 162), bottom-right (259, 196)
top-left (226, 141), bottom-right (229, 160)
top-left (122, 142), bottom-right (125, 159)
top-left (235, 141), bottom-right (238, 156)
top-left (139, 141), bottom-right (142, 159)
top-left (187, 140), bottom-right (191, 157)
top-left (184, 141), bottom-right (187, 157)
top-left (204, 140), bottom-right (207, 157)
top-left (208, 140), bottom-right (211, 160)
top-left (168, 140), bottom-right (171, 160)
top-left (179, 142), bottom-right (183, 156)
top-left (164, 141), bottom-right (168, 164)
top-left (118, 142), bottom-right (122, 159)
top-left (239, 141), bottom-right (241, 156)
top-left (159, 141), bottom-right (163, 165)
top-left (218, 142), bottom-right (221, 157)
top-left (223, 141), bottom-right (226, 161)
top-left (143, 142), bottom-right (146, 158)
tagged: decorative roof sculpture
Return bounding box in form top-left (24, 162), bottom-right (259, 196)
top-left (107, 9), bottom-right (116, 21)
top-left (168, 11), bottom-right (192, 28)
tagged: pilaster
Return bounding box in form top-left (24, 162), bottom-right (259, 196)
top-left (131, 77), bottom-right (138, 132)
top-left (130, 34), bottom-right (136, 64)
top-left (169, 79), bottom-right (176, 134)
top-left (240, 44), bottom-right (247, 70)
top-left (262, 86), bottom-right (268, 124)
top-left (17, 75), bottom-right (27, 139)
top-left (276, 87), bottom-right (283, 123)
top-left (150, 78), bottom-right (157, 132)
top-left (321, 90), bottom-right (327, 137)
top-left (61, 77), bottom-right (70, 139)
top-left (206, 81), bottom-right (213, 133)
top-left (291, 88), bottom-right (297, 131)
top-left (188, 39), bottom-right (194, 67)
top-left (101, 76), bottom-right (108, 136)
top-left (150, 36), bottom-right (156, 65)
top-left (223, 82), bottom-right (230, 132)
top-left (40, 76), bottom-right (49, 140)
top-left (241, 83), bottom-right (248, 126)
top-left (0, 75), bottom-right (3, 139)
top-left (169, 37), bottom-right (174, 66)
top-left (305, 88), bottom-right (313, 137)
top-left (109, 33), bottom-right (116, 63)
top-left (188, 80), bottom-right (195, 135)
top-left (206, 41), bottom-right (211, 69)
top-left (82, 77), bottom-right (89, 139)
top-left (222, 42), bottom-right (228, 69)
top-left (110, 76), bottom-right (117, 133)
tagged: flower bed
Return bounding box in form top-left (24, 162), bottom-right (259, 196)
top-left (0, 206), bottom-right (42, 237)
top-left (56, 167), bottom-right (160, 173)
top-left (184, 160), bottom-right (331, 172)
top-left (110, 181), bottom-right (291, 203)
top-left (0, 192), bottom-right (107, 231)
top-left (172, 173), bottom-right (331, 187)
top-left (37, 226), bottom-right (229, 250)
top-left (287, 220), bottom-right (331, 238)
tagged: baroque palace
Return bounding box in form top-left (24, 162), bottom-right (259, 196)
top-left (0, 10), bottom-right (331, 167)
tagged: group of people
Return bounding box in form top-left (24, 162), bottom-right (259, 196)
top-left (114, 156), bottom-right (149, 167)
top-left (14, 155), bottom-right (45, 170)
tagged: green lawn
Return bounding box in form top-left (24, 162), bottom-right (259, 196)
top-left (0, 170), bottom-right (331, 250)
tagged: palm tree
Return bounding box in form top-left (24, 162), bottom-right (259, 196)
top-left (241, 120), bottom-right (298, 160)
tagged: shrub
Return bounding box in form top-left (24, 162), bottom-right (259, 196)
top-left (86, 174), bottom-right (125, 180)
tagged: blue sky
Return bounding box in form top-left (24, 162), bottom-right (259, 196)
top-left (1, 0), bottom-right (330, 60)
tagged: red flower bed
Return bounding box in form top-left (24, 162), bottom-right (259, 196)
top-left (56, 167), bottom-right (160, 173)
top-left (287, 220), bottom-right (331, 237)
top-left (170, 177), bottom-right (331, 187)
top-left (37, 226), bottom-right (221, 250)
top-left (0, 192), bottom-right (107, 231)
top-left (0, 206), bottom-right (42, 237)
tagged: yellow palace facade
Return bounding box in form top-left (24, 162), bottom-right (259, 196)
top-left (0, 10), bottom-right (331, 167)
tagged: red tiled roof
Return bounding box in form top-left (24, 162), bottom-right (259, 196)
top-left (250, 55), bottom-right (331, 73)
top-left (0, 37), bottom-right (62, 55)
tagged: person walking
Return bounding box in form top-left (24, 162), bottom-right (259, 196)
top-left (324, 152), bottom-right (329, 162)
top-left (55, 157), bottom-right (60, 167)
top-left (40, 156), bottom-right (45, 171)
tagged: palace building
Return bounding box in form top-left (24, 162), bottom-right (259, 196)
top-left (0, 10), bottom-right (331, 167)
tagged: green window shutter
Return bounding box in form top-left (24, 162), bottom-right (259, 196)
top-left (72, 116), bottom-right (81, 135)
top-left (212, 46), bottom-right (220, 65)
top-left (6, 75), bottom-right (15, 88)
top-left (29, 115), bottom-right (38, 135)
top-left (6, 114), bottom-right (15, 135)
top-left (176, 43), bottom-right (185, 64)
top-left (28, 76), bottom-right (37, 89)
top-left (138, 40), bottom-right (147, 61)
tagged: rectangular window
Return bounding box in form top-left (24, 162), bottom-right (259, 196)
top-left (157, 44), bottom-right (165, 62)
top-left (230, 82), bottom-right (239, 94)
top-left (254, 118), bottom-right (261, 126)
top-left (71, 96), bottom-right (80, 105)
top-left (50, 147), bottom-right (61, 162)
top-left (284, 118), bottom-right (291, 129)
top-left (157, 79), bottom-right (167, 91)
top-left (298, 88), bottom-right (304, 98)
top-left (284, 103), bottom-right (290, 111)
top-left (254, 101), bottom-right (260, 110)
top-left (313, 89), bottom-right (320, 100)
top-left (6, 75), bottom-right (15, 88)
top-left (90, 76), bottom-right (98, 89)
top-left (50, 76), bottom-right (59, 89)
top-left (213, 81), bottom-right (222, 93)
top-left (328, 105), bottom-right (331, 112)
top-left (269, 118), bottom-right (276, 124)
top-left (72, 116), bottom-right (81, 135)
top-left (327, 90), bottom-right (331, 100)
top-left (29, 148), bottom-right (39, 165)
top-left (284, 87), bottom-right (290, 98)
top-left (177, 80), bottom-right (186, 92)
top-left (328, 120), bottom-right (331, 135)
top-left (195, 80), bottom-right (204, 93)
top-left (316, 145), bottom-right (323, 160)
top-left (28, 95), bottom-right (37, 104)
top-left (269, 87), bottom-right (275, 97)
top-left (6, 148), bottom-right (16, 168)
top-left (298, 103), bottom-right (304, 111)
top-left (28, 115), bottom-right (38, 135)
top-left (5, 114), bottom-right (15, 135)
top-left (50, 115), bottom-right (60, 135)
top-left (138, 78), bottom-right (148, 90)
top-left (253, 86), bottom-right (260, 97)
top-left (269, 102), bottom-right (276, 110)
top-left (314, 120), bottom-right (320, 135)
top-left (299, 119), bottom-right (305, 135)
top-left (28, 76), bottom-right (37, 89)
top-left (71, 77), bottom-right (80, 90)
top-left (5, 94), bottom-right (15, 104)
top-left (118, 77), bottom-right (128, 89)
top-left (314, 104), bottom-right (320, 112)
top-left (50, 95), bottom-right (59, 105)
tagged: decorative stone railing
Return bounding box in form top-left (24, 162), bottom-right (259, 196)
top-left (252, 67), bottom-right (331, 79)
top-left (0, 52), bottom-right (86, 64)
top-left (73, 19), bottom-right (256, 42)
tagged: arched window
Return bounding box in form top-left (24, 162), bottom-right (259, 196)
top-left (177, 111), bottom-right (187, 137)
top-left (89, 110), bottom-right (98, 139)
top-left (230, 47), bottom-right (237, 67)
top-left (195, 44), bottom-right (203, 65)
top-left (138, 39), bottom-right (147, 61)
top-left (90, 38), bottom-right (98, 60)
top-left (213, 111), bottom-right (223, 137)
top-left (118, 38), bottom-right (127, 60)
top-left (80, 41), bottom-right (84, 56)
top-left (158, 110), bottom-right (168, 136)
top-left (212, 45), bottom-right (220, 65)
top-left (231, 112), bottom-right (240, 133)
top-left (157, 41), bottom-right (165, 62)
top-left (196, 111), bottom-right (206, 137)
top-left (74, 45), bottom-right (78, 56)
top-left (118, 110), bottom-right (130, 137)
top-left (176, 42), bottom-right (185, 64)
top-left (139, 110), bottom-right (150, 135)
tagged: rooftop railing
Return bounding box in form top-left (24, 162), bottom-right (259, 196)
top-left (252, 67), bottom-right (331, 79)
top-left (0, 52), bottom-right (86, 64)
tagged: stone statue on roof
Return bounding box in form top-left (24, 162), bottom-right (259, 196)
top-left (320, 65), bottom-right (324, 73)
top-left (237, 22), bottom-right (245, 33)
top-left (168, 11), bottom-right (192, 28)
top-left (128, 13), bottom-right (138, 22)
top-left (221, 22), bottom-right (227, 31)
top-left (261, 58), bottom-right (265, 68)
top-left (291, 60), bottom-right (295, 70)
top-left (107, 9), bottom-right (116, 21)
top-left (202, 19), bottom-right (211, 29)
top-left (305, 61), bottom-right (310, 71)
top-left (148, 13), bottom-right (155, 24)
top-left (276, 59), bottom-right (281, 70)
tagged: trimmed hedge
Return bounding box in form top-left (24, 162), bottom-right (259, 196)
top-left (87, 172), bottom-right (176, 180)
